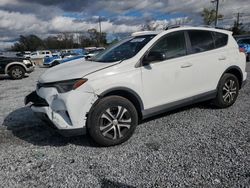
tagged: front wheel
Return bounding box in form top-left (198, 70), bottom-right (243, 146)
top-left (87, 96), bottom-right (138, 146)
top-left (9, 66), bottom-right (25, 79)
top-left (213, 73), bottom-right (239, 108)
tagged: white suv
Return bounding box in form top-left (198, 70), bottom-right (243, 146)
top-left (25, 26), bottom-right (247, 146)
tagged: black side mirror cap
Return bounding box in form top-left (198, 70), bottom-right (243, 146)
top-left (143, 51), bottom-right (167, 65)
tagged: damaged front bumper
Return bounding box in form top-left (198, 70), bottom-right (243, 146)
top-left (25, 86), bottom-right (97, 137)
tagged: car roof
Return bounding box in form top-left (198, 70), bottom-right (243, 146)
top-left (131, 26), bottom-right (232, 37)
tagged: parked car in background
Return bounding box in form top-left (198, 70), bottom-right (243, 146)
top-left (0, 56), bottom-right (35, 79)
top-left (61, 48), bottom-right (86, 56)
top-left (43, 49), bottom-right (86, 67)
top-left (16, 51), bottom-right (31, 58)
top-left (84, 48), bottom-right (105, 60)
top-left (25, 26), bottom-right (247, 146)
top-left (30, 50), bottom-right (52, 59)
top-left (235, 35), bottom-right (250, 62)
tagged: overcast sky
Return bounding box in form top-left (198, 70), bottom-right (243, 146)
top-left (0, 0), bottom-right (250, 49)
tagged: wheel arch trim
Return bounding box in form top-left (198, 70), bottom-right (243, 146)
top-left (221, 65), bottom-right (243, 88)
top-left (98, 87), bottom-right (144, 111)
top-left (5, 62), bottom-right (27, 74)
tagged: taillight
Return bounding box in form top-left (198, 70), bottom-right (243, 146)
top-left (239, 47), bottom-right (245, 53)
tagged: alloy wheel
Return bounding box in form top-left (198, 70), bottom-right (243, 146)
top-left (222, 79), bottom-right (237, 103)
top-left (12, 68), bottom-right (23, 78)
top-left (99, 106), bottom-right (132, 140)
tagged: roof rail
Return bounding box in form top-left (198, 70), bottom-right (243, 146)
top-left (188, 24), bottom-right (228, 29)
top-left (165, 24), bottom-right (196, 30)
top-left (165, 25), bottom-right (182, 30)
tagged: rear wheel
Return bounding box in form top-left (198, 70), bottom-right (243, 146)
top-left (87, 96), bottom-right (138, 146)
top-left (51, 61), bottom-right (60, 67)
top-left (9, 66), bottom-right (25, 79)
top-left (213, 73), bottom-right (239, 108)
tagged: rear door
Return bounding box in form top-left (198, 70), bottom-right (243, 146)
top-left (185, 30), bottom-right (228, 95)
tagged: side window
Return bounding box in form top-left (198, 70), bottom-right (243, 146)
top-left (188, 30), bottom-right (214, 53)
top-left (213, 32), bottom-right (228, 48)
top-left (148, 31), bottom-right (187, 62)
top-left (42, 52), bottom-right (45, 55)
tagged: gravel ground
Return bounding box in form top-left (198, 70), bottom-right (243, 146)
top-left (0, 64), bottom-right (250, 188)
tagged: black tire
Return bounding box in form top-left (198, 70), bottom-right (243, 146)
top-left (247, 54), bottom-right (250, 62)
top-left (87, 96), bottom-right (138, 146)
top-left (9, 66), bottom-right (25, 79)
top-left (51, 61), bottom-right (60, 67)
top-left (213, 73), bottom-right (239, 108)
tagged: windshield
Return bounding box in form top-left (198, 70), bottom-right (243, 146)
top-left (92, 35), bottom-right (156, 63)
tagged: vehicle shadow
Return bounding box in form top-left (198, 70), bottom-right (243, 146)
top-left (3, 107), bottom-right (95, 147)
top-left (3, 102), bottom-right (216, 147)
top-left (0, 74), bottom-right (29, 80)
top-left (38, 65), bottom-right (49, 68)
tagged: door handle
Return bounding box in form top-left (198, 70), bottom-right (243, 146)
top-left (218, 56), bottom-right (226, 61)
top-left (181, 63), bottom-right (193, 68)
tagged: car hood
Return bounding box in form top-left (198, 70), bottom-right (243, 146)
top-left (39, 58), bottom-right (118, 83)
top-left (1, 56), bottom-right (27, 61)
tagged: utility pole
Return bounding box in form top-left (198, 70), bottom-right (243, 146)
top-left (214, 0), bottom-right (219, 27)
top-left (235, 12), bottom-right (244, 27)
top-left (98, 16), bottom-right (102, 47)
top-left (236, 12), bottom-right (240, 27)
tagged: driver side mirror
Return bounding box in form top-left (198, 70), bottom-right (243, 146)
top-left (143, 51), bottom-right (167, 65)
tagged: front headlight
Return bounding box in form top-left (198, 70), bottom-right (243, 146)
top-left (37, 79), bottom-right (88, 93)
top-left (53, 79), bottom-right (88, 93)
top-left (23, 60), bottom-right (31, 65)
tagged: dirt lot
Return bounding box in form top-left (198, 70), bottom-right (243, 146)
top-left (0, 64), bottom-right (250, 187)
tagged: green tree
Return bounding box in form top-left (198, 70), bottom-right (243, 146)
top-left (11, 31), bottom-right (108, 51)
top-left (11, 35), bottom-right (45, 51)
top-left (201, 8), bottom-right (223, 25)
top-left (231, 21), bottom-right (245, 35)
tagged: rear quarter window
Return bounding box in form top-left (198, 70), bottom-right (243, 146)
top-left (188, 30), bottom-right (214, 54)
top-left (213, 32), bottom-right (228, 48)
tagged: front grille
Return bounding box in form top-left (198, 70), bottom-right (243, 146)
top-left (25, 91), bottom-right (49, 107)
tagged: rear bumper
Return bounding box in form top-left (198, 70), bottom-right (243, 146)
top-left (43, 62), bottom-right (52, 66)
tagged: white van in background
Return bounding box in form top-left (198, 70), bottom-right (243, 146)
top-left (30, 50), bottom-right (52, 59)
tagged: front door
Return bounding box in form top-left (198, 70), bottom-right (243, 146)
top-left (141, 31), bottom-right (195, 110)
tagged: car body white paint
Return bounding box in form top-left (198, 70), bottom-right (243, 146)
top-left (30, 26), bottom-right (247, 132)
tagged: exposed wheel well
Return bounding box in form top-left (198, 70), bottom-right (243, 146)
top-left (101, 90), bottom-right (143, 120)
top-left (225, 68), bottom-right (243, 89)
top-left (7, 64), bottom-right (25, 74)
